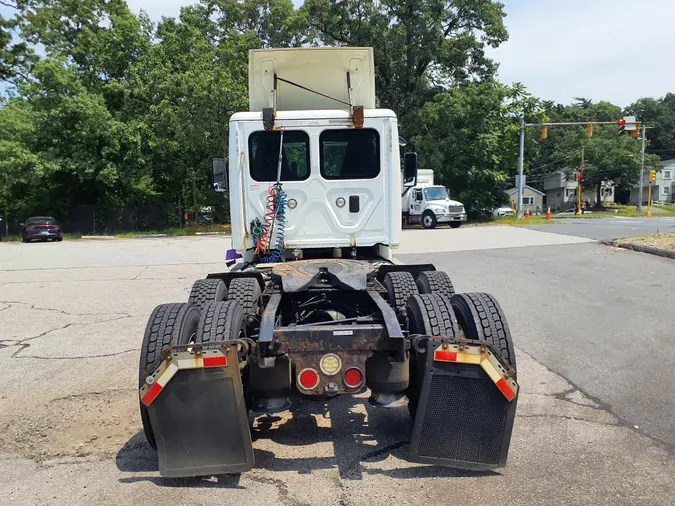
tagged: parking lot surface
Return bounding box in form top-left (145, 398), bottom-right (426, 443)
top-left (1, 228), bottom-right (674, 505)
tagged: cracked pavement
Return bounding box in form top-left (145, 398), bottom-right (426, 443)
top-left (1, 232), bottom-right (675, 505)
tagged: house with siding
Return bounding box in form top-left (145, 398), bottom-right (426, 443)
top-left (505, 185), bottom-right (544, 212)
top-left (543, 170), bottom-right (614, 210)
top-left (630, 159), bottom-right (675, 205)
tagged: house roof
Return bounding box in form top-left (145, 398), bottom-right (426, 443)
top-left (506, 185), bottom-right (545, 196)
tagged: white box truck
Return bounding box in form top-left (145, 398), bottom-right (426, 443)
top-left (402, 169), bottom-right (466, 228)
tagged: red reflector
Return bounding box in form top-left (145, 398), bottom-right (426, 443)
top-left (434, 349), bottom-right (457, 362)
top-left (344, 368), bottom-right (364, 388)
top-left (141, 382), bottom-right (163, 406)
top-left (298, 369), bottom-right (319, 390)
top-left (496, 378), bottom-right (516, 401)
top-left (203, 355), bottom-right (227, 367)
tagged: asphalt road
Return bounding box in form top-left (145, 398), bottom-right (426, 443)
top-left (530, 216), bottom-right (675, 240)
top-left (399, 242), bottom-right (675, 449)
top-left (1, 229), bottom-right (675, 505)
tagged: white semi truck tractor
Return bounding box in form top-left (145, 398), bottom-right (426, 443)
top-left (402, 168), bottom-right (467, 229)
top-left (138, 47), bottom-right (518, 478)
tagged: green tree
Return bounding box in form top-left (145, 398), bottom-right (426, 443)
top-left (626, 93), bottom-right (675, 160)
top-left (303, 0), bottom-right (508, 131)
top-left (411, 81), bottom-right (544, 212)
top-left (0, 1), bottom-right (34, 83)
top-left (532, 99), bottom-right (661, 208)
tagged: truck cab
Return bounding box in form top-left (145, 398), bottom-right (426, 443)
top-left (402, 168), bottom-right (466, 229)
top-left (214, 47), bottom-right (419, 263)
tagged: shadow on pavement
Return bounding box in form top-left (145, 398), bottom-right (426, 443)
top-left (115, 431), bottom-right (245, 488)
top-left (115, 395), bottom-right (495, 486)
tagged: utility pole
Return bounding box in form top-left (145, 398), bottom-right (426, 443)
top-left (638, 123), bottom-right (646, 211)
top-left (577, 146), bottom-right (584, 216)
top-left (192, 177), bottom-right (198, 224)
top-left (517, 118), bottom-right (525, 218)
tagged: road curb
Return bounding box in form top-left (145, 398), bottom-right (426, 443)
top-left (602, 239), bottom-right (675, 260)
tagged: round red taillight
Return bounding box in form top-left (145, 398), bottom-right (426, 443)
top-left (344, 368), bottom-right (364, 388)
top-left (298, 368), bottom-right (319, 390)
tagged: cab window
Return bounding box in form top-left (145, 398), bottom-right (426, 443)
top-left (320, 129), bottom-right (380, 180)
top-left (249, 130), bottom-right (310, 182)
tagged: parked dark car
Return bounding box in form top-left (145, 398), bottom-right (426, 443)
top-left (22, 216), bottom-right (63, 242)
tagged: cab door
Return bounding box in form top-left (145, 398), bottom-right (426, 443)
top-left (241, 119), bottom-right (390, 250)
top-left (412, 189), bottom-right (423, 215)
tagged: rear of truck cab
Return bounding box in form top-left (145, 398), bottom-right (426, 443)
top-left (228, 109), bottom-right (402, 257)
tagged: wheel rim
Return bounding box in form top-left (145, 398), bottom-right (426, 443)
top-left (423, 215), bottom-right (432, 227)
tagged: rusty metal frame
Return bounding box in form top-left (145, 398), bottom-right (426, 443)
top-left (257, 293), bottom-right (282, 367)
top-left (273, 324), bottom-right (384, 354)
top-left (367, 291), bottom-right (406, 361)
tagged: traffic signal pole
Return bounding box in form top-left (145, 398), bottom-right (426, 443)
top-left (517, 120), bottom-right (617, 218)
top-left (577, 146), bottom-right (584, 216)
top-left (517, 118), bottom-right (525, 218)
top-left (638, 123), bottom-right (646, 211)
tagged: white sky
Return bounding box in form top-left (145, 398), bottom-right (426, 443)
top-left (491, 0), bottom-right (675, 107)
top-left (4, 0), bottom-right (675, 106)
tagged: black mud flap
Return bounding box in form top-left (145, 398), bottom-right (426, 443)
top-left (409, 340), bottom-right (517, 471)
top-left (147, 347), bottom-right (254, 478)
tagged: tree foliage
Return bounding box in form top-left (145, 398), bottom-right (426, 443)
top-left (0, 0), bottom-right (671, 229)
top-left (626, 93), bottom-right (675, 159)
top-left (303, 0), bottom-right (508, 127)
top-left (412, 81), bottom-right (544, 210)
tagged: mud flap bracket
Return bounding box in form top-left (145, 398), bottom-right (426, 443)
top-left (143, 345), bottom-right (254, 477)
top-left (409, 339), bottom-right (517, 470)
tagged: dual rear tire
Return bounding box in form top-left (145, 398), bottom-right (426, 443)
top-left (138, 303), bottom-right (201, 449)
top-left (383, 269), bottom-right (455, 311)
top-left (139, 278), bottom-right (254, 449)
top-left (405, 289), bottom-right (516, 420)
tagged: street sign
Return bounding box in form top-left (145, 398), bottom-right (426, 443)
top-left (622, 116), bottom-right (637, 131)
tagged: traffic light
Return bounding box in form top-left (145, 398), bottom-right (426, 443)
top-left (650, 170), bottom-right (656, 182)
top-left (577, 173), bottom-right (583, 182)
top-left (586, 124), bottom-right (593, 138)
top-left (631, 122), bottom-right (640, 139)
top-left (540, 126), bottom-right (548, 140)
top-left (619, 119), bottom-right (626, 131)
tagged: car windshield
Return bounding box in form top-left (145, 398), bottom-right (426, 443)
top-left (27, 217), bottom-right (56, 224)
top-left (423, 187), bottom-right (449, 201)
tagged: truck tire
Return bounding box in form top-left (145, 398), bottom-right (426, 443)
top-left (405, 294), bottom-right (460, 419)
top-left (415, 270), bottom-right (455, 297)
top-left (450, 292), bottom-right (516, 376)
top-left (383, 271), bottom-right (418, 311)
top-left (139, 303), bottom-right (200, 450)
top-left (422, 211), bottom-right (437, 229)
top-left (196, 300), bottom-right (247, 343)
top-left (226, 278), bottom-right (262, 316)
top-left (450, 222), bottom-right (461, 229)
top-left (406, 294), bottom-right (460, 339)
top-left (188, 279), bottom-right (227, 311)
top-left (196, 301), bottom-right (251, 415)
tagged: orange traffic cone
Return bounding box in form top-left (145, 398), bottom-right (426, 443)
top-left (525, 207), bottom-right (530, 219)
top-left (546, 206), bottom-right (551, 220)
